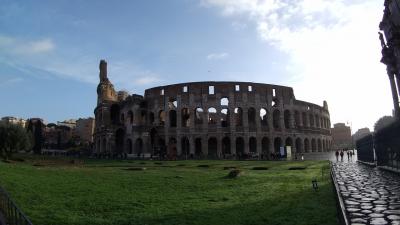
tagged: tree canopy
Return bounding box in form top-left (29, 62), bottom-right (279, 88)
top-left (0, 124), bottom-right (33, 160)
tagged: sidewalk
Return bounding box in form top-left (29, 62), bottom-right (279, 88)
top-left (332, 162), bottom-right (400, 225)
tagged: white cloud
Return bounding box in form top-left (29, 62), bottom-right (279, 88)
top-left (136, 75), bottom-right (162, 85)
top-left (0, 77), bottom-right (24, 87)
top-left (0, 35), bottom-right (55, 55)
top-left (207, 52), bottom-right (229, 60)
top-left (202, 0), bottom-right (391, 131)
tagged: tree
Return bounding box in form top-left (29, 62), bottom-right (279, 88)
top-left (26, 119), bottom-right (44, 154)
top-left (0, 124), bottom-right (33, 160)
top-left (374, 116), bottom-right (395, 132)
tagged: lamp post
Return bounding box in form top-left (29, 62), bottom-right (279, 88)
top-left (312, 178), bottom-right (318, 191)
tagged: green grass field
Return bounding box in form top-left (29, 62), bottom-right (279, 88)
top-left (0, 158), bottom-right (338, 225)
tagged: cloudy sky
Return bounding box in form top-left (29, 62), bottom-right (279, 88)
top-left (0, 0), bottom-right (392, 132)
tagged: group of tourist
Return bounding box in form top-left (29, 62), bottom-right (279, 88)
top-left (335, 150), bottom-right (354, 162)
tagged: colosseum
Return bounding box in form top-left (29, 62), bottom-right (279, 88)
top-left (94, 60), bottom-right (332, 159)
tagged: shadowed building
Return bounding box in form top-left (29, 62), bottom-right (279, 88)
top-left (93, 60), bottom-right (332, 159)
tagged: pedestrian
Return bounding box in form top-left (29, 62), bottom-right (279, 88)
top-left (340, 150), bottom-right (344, 161)
top-left (347, 151), bottom-right (350, 161)
top-left (335, 150), bottom-right (339, 162)
top-left (301, 154), bottom-right (304, 161)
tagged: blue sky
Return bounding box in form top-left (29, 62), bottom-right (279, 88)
top-left (0, 0), bottom-right (393, 132)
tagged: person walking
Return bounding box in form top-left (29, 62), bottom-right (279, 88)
top-left (340, 150), bottom-right (344, 162)
top-left (335, 150), bottom-right (339, 162)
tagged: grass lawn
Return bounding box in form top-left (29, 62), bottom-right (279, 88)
top-left (0, 157), bottom-right (338, 225)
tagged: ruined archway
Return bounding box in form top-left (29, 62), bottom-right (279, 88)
top-left (249, 137), bottom-right (257, 153)
top-left (236, 137), bottom-right (245, 156)
top-left (295, 138), bottom-right (302, 153)
top-left (222, 137), bottom-right (231, 155)
top-left (273, 110), bottom-right (280, 129)
top-left (208, 137), bottom-right (218, 158)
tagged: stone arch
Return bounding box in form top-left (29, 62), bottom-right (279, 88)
top-left (273, 110), bottom-right (280, 129)
top-left (168, 137), bottom-right (177, 158)
top-left (115, 128), bottom-right (124, 154)
top-left (304, 138), bottom-right (310, 153)
top-left (181, 108), bottom-right (190, 127)
top-left (208, 107), bottom-right (217, 125)
top-left (260, 108), bottom-right (268, 127)
top-left (208, 137), bottom-right (218, 158)
top-left (249, 137), bottom-right (257, 153)
top-left (236, 137), bottom-right (245, 156)
top-left (311, 138), bottom-right (316, 152)
top-left (318, 139), bottom-right (322, 152)
top-left (234, 107), bottom-right (243, 126)
top-left (140, 110), bottom-right (147, 124)
top-left (302, 112), bottom-right (308, 127)
top-left (134, 138), bottom-right (144, 155)
top-left (309, 114), bottom-right (314, 127)
top-left (221, 109), bottom-right (230, 127)
top-left (195, 108), bottom-right (203, 125)
top-left (222, 137), bottom-right (231, 155)
top-left (315, 115), bottom-right (320, 127)
top-left (195, 138), bottom-right (202, 157)
top-left (149, 112), bottom-right (155, 124)
top-left (181, 137), bottom-right (190, 157)
top-left (102, 138), bottom-right (107, 152)
top-left (248, 107), bottom-right (256, 126)
top-left (261, 137), bottom-right (270, 155)
top-left (159, 110), bottom-right (166, 125)
top-left (274, 137), bottom-right (282, 154)
top-left (295, 138), bottom-right (302, 153)
top-left (285, 137), bottom-right (293, 155)
top-left (110, 104), bottom-right (120, 124)
top-left (169, 110), bottom-right (177, 127)
top-left (220, 97), bottom-right (229, 106)
top-left (284, 110), bottom-right (291, 129)
top-left (120, 113), bottom-right (125, 123)
top-left (294, 111), bottom-right (300, 127)
top-left (126, 138), bottom-right (133, 154)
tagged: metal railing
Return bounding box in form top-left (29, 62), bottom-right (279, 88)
top-left (0, 185), bottom-right (33, 225)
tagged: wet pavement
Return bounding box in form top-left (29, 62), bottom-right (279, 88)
top-left (332, 162), bottom-right (400, 225)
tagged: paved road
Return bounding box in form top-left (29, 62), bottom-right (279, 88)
top-left (333, 162), bottom-right (400, 225)
top-left (301, 150), bottom-right (357, 162)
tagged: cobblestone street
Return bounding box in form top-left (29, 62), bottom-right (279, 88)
top-left (333, 162), bottom-right (400, 225)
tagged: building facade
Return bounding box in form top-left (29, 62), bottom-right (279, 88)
top-left (93, 60), bottom-right (332, 159)
top-left (331, 123), bottom-right (353, 150)
top-left (1, 116), bottom-right (27, 128)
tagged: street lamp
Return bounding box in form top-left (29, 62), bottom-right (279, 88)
top-left (312, 178), bottom-right (319, 191)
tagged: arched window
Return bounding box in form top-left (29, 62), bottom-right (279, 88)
top-left (208, 107), bottom-right (217, 125)
top-left (273, 110), bottom-right (280, 129)
top-left (169, 110), bottom-right (177, 127)
top-left (260, 108), bottom-right (268, 126)
top-left (248, 107), bottom-right (256, 126)
top-left (128, 111), bottom-right (134, 125)
top-left (220, 97), bottom-right (229, 106)
top-left (249, 137), bottom-right (257, 153)
top-left (195, 108), bottom-right (203, 125)
top-left (221, 109), bottom-right (230, 127)
top-left (284, 110), bottom-right (291, 129)
top-left (181, 108), bottom-right (190, 127)
top-left (222, 137), bottom-right (231, 154)
top-left (159, 110), bottom-right (166, 126)
top-left (234, 107), bottom-right (243, 126)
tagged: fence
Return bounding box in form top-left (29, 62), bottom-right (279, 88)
top-left (355, 134), bottom-right (375, 163)
top-left (0, 185), bottom-right (33, 225)
top-left (374, 120), bottom-right (400, 170)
